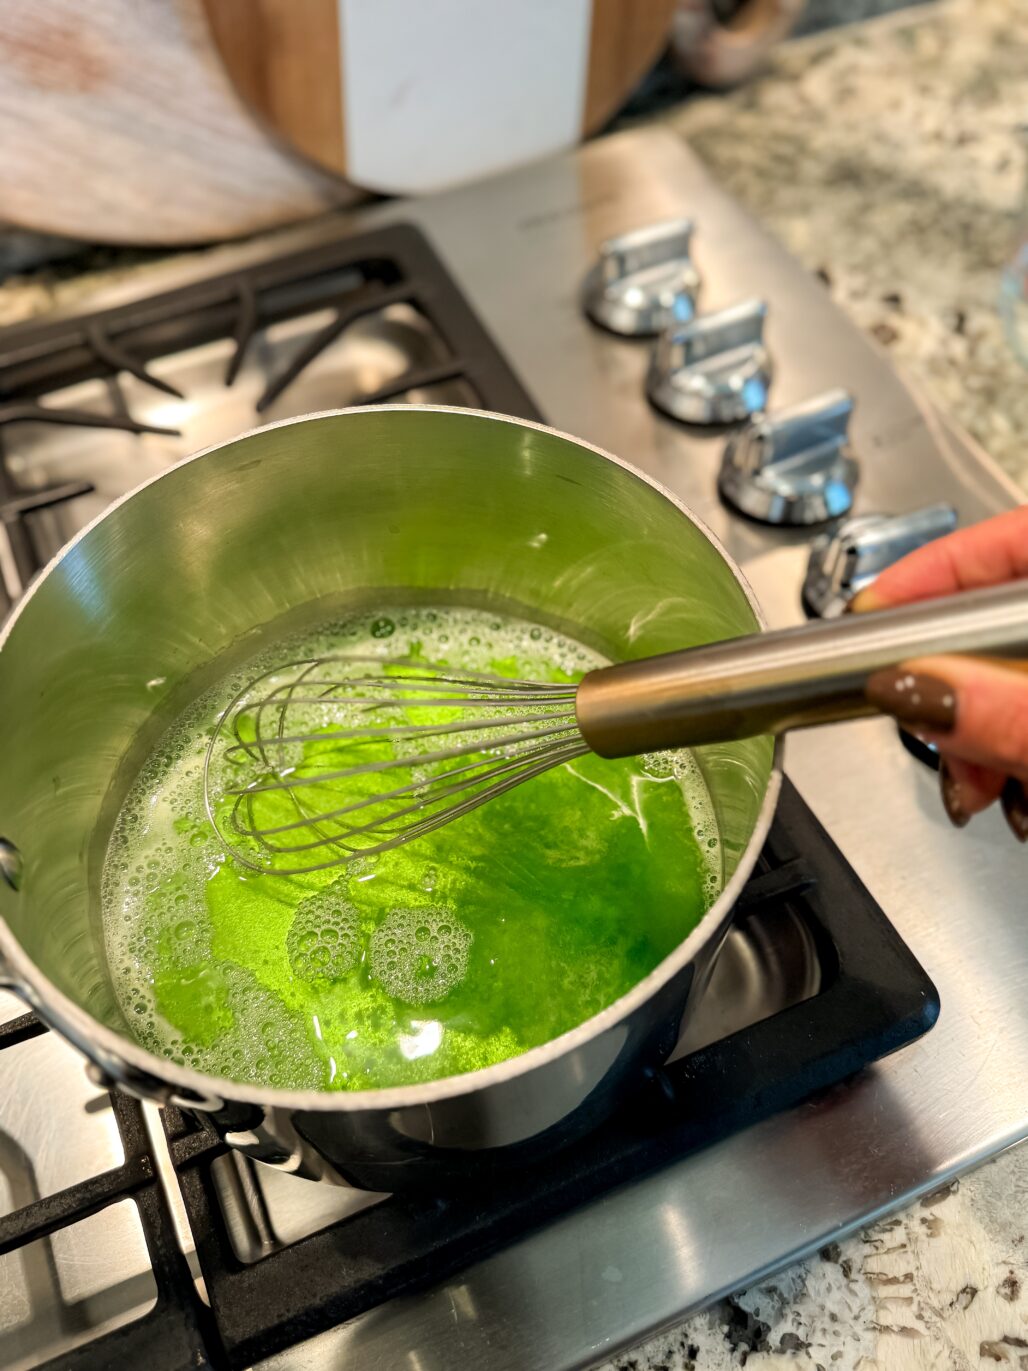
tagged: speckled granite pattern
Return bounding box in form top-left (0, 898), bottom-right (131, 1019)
top-left (792, 0), bottom-right (934, 37)
top-left (662, 0), bottom-right (1028, 494)
top-left (598, 1158), bottom-right (1028, 1371)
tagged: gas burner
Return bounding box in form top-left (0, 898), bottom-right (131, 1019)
top-left (582, 220), bottom-right (700, 336)
top-left (718, 389), bottom-right (858, 525)
top-left (646, 298), bottom-right (772, 425)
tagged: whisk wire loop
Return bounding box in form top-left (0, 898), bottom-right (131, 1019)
top-left (204, 655), bottom-right (586, 875)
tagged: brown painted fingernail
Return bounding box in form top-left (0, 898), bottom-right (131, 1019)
top-left (1001, 777), bottom-right (1028, 843)
top-left (939, 759), bottom-right (971, 829)
top-left (865, 668), bottom-right (958, 732)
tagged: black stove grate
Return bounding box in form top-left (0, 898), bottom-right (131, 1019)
top-left (0, 222), bottom-right (540, 604)
top-left (0, 224), bottom-right (537, 418)
top-left (0, 1015), bottom-right (221, 1369)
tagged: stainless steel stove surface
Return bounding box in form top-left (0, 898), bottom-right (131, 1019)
top-left (0, 126), bottom-right (1025, 1371)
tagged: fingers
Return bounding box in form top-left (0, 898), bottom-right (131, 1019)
top-left (938, 758), bottom-right (1028, 840)
top-left (850, 506), bottom-right (1028, 610)
top-left (937, 756), bottom-right (1006, 824)
top-left (850, 507), bottom-right (1028, 839)
top-left (866, 655), bottom-right (1028, 781)
top-left (1001, 777), bottom-right (1028, 842)
top-left (866, 655), bottom-right (1028, 841)
top-left (937, 761), bottom-right (1028, 843)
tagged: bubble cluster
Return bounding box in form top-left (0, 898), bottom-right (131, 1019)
top-left (151, 963), bottom-right (327, 1090)
top-left (100, 600), bottom-right (724, 1090)
top-left (370, 907), bottom-right (472, 1004)
top-left (287, 884), bottom-right (361, 982)
top-left (642, 748), bottom-right (721, 899)
top-left (640, 752), bottom-right (675, 779)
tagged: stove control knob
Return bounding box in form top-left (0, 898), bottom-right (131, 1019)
top-left (583, 220), bottom-right (700, 337)
top-left (719, 389), bottom-right (858, 526)
top-left (802, 503), bottom-right (958, 618)
top-left (647, 299), bottom-right (772, 426)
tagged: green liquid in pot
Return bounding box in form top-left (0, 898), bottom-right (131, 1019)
top-left (102, 606), bottom-right (722, 1091)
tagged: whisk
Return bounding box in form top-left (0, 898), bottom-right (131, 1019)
top-left (204, 582), bottom-right (1028, 875)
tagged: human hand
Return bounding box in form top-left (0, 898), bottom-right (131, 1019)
top-left (851, 506), bottom-right (1028, 840)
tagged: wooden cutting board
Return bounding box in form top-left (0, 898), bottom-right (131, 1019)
top-left (200, 0), bottom-right (677, 193)
top-left (0, 0), bottom-right (356, 246)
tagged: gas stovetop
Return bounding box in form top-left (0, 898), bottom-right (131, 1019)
top-left (0, 126), bottom-right (1025, 1371)
top-left (0, 783), bottom-right (937, 1370)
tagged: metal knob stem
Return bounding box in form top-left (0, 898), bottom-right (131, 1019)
top-left (803, 504), bottom-right (959, 618)
top-left (583, 220), bottom-right (700, 336)
top-left (719, 389), bottom-right (858, 525)
top-left (576, 580), bottom-right (1028, 758)
top-left (646, 298), bottom-right (772, 425)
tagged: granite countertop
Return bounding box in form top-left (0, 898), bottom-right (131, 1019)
top-left (0, 3), bottom-right (1025, 1367)
top-left (599, 1164), bottom-right (1028, 1370)
top-left (599, 3), bottom-right (1028, 1367)
top-left (660, 0), bottom-right (1028, 495)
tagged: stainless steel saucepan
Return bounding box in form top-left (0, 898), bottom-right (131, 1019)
top-left (0, 406), bottom-right (778, 1188)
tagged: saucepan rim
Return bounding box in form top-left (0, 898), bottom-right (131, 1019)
top-left (0, 405), bottom-right (783, 1114)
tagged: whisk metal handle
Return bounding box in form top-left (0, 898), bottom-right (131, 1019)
top-left (576, 580), bottom-right (1028, 758)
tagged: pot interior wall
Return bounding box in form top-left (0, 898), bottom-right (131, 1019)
top-left (0, 408), bottom-right (773, 1029)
